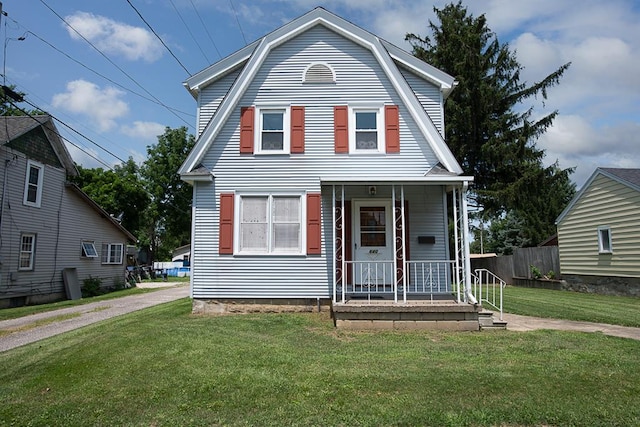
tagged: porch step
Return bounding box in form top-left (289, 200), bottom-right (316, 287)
top-left (478, 310), bottom-right (507, 330)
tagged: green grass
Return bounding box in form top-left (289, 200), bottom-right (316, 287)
top-left (502, 286), bottom-right (640, 327)
top-left (1, 299), bottom-right (639, 426)
top-left (0, 287), bottom-right (158, 321)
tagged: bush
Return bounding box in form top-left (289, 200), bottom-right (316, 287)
top-left (530, 265), bottom-right (542, 279)
top-left (81, 277), bottom-right (104, 298)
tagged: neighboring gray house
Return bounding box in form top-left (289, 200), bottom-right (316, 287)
top-left (0, 115), bottom-right (136, 307)
top-left (556, 167), bottom-right (640, 296)
top-left (179, 8), bottom-right (475, 310)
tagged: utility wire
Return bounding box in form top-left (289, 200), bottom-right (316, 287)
top-left (37, 0), bottom-right (195, 131)
top-left (167, 0), bottom-right (209, 63)
top-left (19, 27), bottom-right (194, 118)
top-left (229, 0), bottom-right (248, 45)
top-left (124, 0), bottom-right (191, 75)
top-left (20, 96), bottom-right (126, 165)
top-left (188, 0), bottom-right (222, 60)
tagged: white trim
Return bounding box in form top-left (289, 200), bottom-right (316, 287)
top-left (19, 233), bottom-right (36, 271)
top-left (23, 160), bottom-right (44, 208)
top-left (81, 241), bottom-right (98, 258)
top-left (254, 106), bottom-right (291, 155)
top-left (348, 105), bottom-right (385, 154)
top-left (597, 226), bottom-right (613, 254)
top-left (101, 243), bottom-right (124, 264)
top-left (234, 191), bottom-right (307, 255)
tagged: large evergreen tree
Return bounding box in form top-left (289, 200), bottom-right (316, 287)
top-left (406, 2), bottom-right (575, 246)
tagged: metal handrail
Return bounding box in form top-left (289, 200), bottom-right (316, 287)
top-left (473, 268), bottom-right (506, 320)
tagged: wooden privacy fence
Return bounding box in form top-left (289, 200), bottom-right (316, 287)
top-left (471, 246), bottom-right (560, 285)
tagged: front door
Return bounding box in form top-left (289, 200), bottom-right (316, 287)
top-left (353, 199), bottom-right (394, 286)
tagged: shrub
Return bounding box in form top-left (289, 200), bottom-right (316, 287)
top-left (81, 277), bottom-right (104, 298)
top-left (530, 265), bottom-right (542, 279)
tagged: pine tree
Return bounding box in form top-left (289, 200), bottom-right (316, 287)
top-left (406, 1), bottom-right (574, 245)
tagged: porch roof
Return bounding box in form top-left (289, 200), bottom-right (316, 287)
top-left (320, 175), bottom-right (474, 186)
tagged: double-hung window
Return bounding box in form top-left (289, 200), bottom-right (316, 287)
top-left (257, 108), bottom-right (290, 154)
top-left (349, 107), bottom-right (384, 153)
top-left (597, 226), bottom-right (613, 254)
top-left (238, 194), bottom-right (302, 254)
top-left (23, 160), bottom-right (44, 207)
top-left (102, 243), bottom-right (124, 264)
top-left (19, 233), bottom-right (36, 270)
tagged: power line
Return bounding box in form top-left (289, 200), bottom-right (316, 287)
top-left (124, 0), bottom-right (191, 75)
top-left (188, 0), bottom-right (222, 60)
top-left (167, 0), bottom-right (209, 64)
top-left (23, 28), bottom-right (195, 118)
top-left (37, 0), bottom-right (195, 131)
top-left (229, 0), bottom-right (248, 45)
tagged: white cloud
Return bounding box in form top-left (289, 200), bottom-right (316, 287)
top-left (52, 80), bottom-right (129, 132)
top-left (121, 121), bottom-right (166, 141)
top-left (64, 11), bottom-right (163, 62)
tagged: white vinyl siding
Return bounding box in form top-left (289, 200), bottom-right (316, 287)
top-left (558, 173), bottom-right (640, 278)
top-left (189, 26), bottom-right (453, 299)
top-left (399, 65), bottom-right (444, 137)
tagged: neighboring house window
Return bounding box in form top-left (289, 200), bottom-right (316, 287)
top-left (23, 160), bottom-right (44, 207)
top-left (238, 194), bottom-right (302, 254)
top-left (19, 233), bottom-right (36, 270)
top-left (597, 226), bottom-right (613, 254)
top-left (81, 241), bottom-right (98, 258)
top-left (240, 106), bottom-right (305, 154)
top-left (102, 243), bottom-right (124, 264)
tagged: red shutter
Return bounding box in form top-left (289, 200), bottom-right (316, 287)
top-left (385, 105), bottom-right (400, 153)
top-left (219, 193), bottom-right (234, 254)
top-left (334, 106), bottom-right (349, 153)
top-left (240, 107), bottom-right (254, 154)
top-left (306, 193), bottom-right (321, 255)
top-left (291, 106), bottom-right (305, 153)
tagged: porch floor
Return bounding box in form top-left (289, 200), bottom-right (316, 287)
top-left (332, 296), bottom-right (482, 331)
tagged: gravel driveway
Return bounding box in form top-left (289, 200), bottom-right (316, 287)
top-left (0, 283), bottom-right (189, 352)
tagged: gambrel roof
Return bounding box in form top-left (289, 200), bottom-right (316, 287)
top-left (556, 167), bottom-right (640, 224)
top-left (179, 7), bottom-right (463, 177)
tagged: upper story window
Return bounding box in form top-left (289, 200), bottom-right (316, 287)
top-left (23, 160), bottom-right (44, 207)
top-left (240, 106), bottom-right (305, 155)
top-left (258, 108), bottom-right (289, 153)
top-left (597, 226), bottom-right (613, 254)
top-left (349, 106), bottom-right (385, 153)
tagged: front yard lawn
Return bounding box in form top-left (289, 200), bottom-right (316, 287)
top-left (502, 285), bottom-right (640, 327)
top-left (1, 298), bottom-right (639, 426)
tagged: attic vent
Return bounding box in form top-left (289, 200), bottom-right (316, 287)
top-left (303, 63), bottom-right (335, 83)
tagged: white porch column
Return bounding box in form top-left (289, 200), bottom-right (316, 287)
top-left (340, 185), bottom-right (346, 304)
top-left (332, 185), bottom-right (337, 304)
top-left (452, 186), bottom-right (462, 303)
top-left (400, 185), bottom-right (406, 304)
top-left (460, 182), bottom-right (476, 304)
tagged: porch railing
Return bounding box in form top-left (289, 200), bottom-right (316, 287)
top-left (473, 268), bottom-right (506, 320)
top-left (337, 260), bottom-right (456, 303)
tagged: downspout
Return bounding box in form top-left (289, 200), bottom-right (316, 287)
top-left (461, 181), bottom-right (477, 304)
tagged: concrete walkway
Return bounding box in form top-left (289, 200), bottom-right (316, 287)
top-left (0, 283), bottom-right (189, 352)
top-left (503, 313), bottom-right (640, 341)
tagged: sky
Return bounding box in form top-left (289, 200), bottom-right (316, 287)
top-left (2, 0), bottom-right (639, 188)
